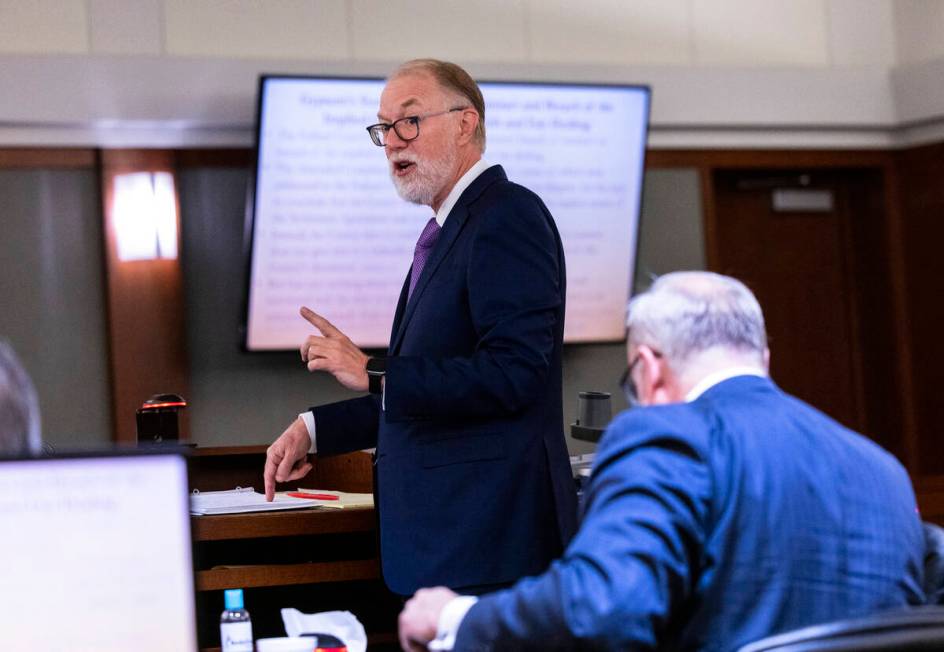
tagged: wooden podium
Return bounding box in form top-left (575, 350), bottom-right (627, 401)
top-left (188, 447), bottom-right (400, 651)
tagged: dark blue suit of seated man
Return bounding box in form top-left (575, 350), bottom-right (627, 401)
top-left (399, 271), bottom-right (925, 652)
top-left (263, 59), bottom-right (577, 597)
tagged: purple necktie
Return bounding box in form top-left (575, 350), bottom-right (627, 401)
top-left (408, 217), bottom-right (442, 299)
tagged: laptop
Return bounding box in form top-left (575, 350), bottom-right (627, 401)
top-left (0, 450), bottom-right (198, 651)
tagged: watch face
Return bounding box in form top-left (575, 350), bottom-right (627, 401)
top-left (367, 357), bottom-right (386, 374)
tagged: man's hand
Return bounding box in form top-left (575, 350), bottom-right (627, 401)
top-left (263, 417), bottom-right (313, 501)
top-left (398, 587), bottom-right (458, 652)
top-left (299, 306), bottom-right (370, 392)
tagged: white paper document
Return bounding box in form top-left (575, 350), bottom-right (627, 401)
top-left (190, 487), bottom-right (316, 515)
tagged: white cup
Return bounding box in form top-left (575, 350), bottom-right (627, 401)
top-left (255, 637), bottom-right (314, 652)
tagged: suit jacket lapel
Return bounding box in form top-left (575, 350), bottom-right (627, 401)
top-left (388, 272), bottom-right (411, 353)
top-left (389, 165), bottom-right (507, 354)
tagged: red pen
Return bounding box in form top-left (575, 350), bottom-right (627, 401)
top-left (287, 492), bottom-right (340, 500)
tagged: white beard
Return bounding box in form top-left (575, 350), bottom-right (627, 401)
top-left (390, 147), bottom-right (457, 207)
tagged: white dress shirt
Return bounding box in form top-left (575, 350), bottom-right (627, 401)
top-left (684, 366), bottom-right (767, 402)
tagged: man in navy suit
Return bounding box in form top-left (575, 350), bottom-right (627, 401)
top-left (263, 59), bottom-right (576, 596)
top-left (399, 271), bottom-right (926, 651)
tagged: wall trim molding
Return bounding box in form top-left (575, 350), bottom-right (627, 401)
top-left (1, 54), bottom-right (941, 150)
top-left (2, 120), bottom-right (940, 151)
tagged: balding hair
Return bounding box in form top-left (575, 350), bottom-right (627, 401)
top-left (627, 271), bottom-right (767, 369)
top-left (391, 58), bottom-right (486, 151)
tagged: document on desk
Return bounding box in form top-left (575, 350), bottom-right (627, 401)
top-left (295, 488), bottom-right (374, 509)
top-left (190, 487), bottom-right (317, 515)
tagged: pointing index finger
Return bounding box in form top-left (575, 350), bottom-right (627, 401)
top-left (263, 451), bottom-right (280, 501)
top-left (300, 306), bottom-right (340, 337)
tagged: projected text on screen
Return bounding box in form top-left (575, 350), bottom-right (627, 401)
top-left (246, 77), bottom-right (649, 349)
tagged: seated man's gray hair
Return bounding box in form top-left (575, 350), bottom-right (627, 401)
top-left (627, 271), bottom-right (767, 367)
top-left (0, 340), bottom-right (41, 455)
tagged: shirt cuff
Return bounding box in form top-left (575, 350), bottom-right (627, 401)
top-left (429, 596), bottom-right (478, 651)
top-left (299, 411), bottom-right (317, 454)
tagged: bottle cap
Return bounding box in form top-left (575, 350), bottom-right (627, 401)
top-left (224, 588), bottom-right (244, 610)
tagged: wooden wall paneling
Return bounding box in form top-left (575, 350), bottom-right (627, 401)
top-left (832, 173), bottom-right (868, 433)
top-left (698, 164), bottom-right (720, 270)
top-left (837, 166), bottom-right (912, 462)
top-left (893, 143), bottom-right (944, 476)
top-left (0, 148), bottom-right (96, 168)
top-left (829, 167), bottom-right (916, 457)
top-left (916, 475), bottom-right (944, 526)
top-left (174, 148), bottom-right (252, 169)
top-left (0, 147), bottom-right (894, 172)
top-left (100, 149), bottom-right (190, 443)
top-left (880, 161), bottom-right (919, 471)
top-left (644, 149), bottom-right (891, 170)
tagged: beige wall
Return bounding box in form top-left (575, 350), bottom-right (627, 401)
top-left (895, 0), bottom-right (944, 65)
top-left (0, 1), bottom-right (941, 147)
top-left (0, 0), bottom-right (903, 67)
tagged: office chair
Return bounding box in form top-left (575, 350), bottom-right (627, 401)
top-left (737, 606), bottom-right (944, 652)
top-left (923, 521), bottom-right (944, 605)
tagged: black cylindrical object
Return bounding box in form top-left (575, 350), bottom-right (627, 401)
top-left (136, 393), bottom-right (187, 444)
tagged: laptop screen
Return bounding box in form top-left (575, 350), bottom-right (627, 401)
top-left (0, 452), bottom-right (197, 651)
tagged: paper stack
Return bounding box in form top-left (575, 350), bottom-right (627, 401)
top-left (190, 487), bottom-right (316, 515)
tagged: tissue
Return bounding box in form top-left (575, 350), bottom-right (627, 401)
top-left (281, 609), bottom-right (367, 652)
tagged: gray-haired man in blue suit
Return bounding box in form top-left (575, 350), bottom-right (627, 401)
top-left (399, 271), bottom-right (925, 651)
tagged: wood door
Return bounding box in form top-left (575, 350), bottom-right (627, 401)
top-left (709, 170), bottom-right (866, 433)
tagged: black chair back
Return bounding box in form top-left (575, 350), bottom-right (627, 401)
top-left (737, 606), bottom-right (944, 652)
top-left (923, 522), bottom-right (944, 605)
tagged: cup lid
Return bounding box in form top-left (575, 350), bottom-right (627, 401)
top-left (578, 391), bottom-right (611, 400)
top-left (255, 637), bottom-right (316, 652)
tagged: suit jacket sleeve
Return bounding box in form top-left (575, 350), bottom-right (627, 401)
top-left (383, 188), bottom-right (562, 422)
top-left (310, 394), bottom-right (381, 455)
top-left (453, 409), bottom-right (711, 651)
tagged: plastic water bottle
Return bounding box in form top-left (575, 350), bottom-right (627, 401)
top-left (220, 588), bottom-right (253, 652)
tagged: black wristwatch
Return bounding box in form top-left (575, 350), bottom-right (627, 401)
top-left (366, 357), bottom-right (386, 395)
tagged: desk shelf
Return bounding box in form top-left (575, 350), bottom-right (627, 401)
top-left (189, 450), bottom-right (399, 650)
top-left (197, 558), bottom-right (380, 591)
top-left (192, 506), bottom-right (376, 542)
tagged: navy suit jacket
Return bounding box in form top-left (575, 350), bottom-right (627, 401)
top-left (456, 376), bottom-right (926, 651)
top-left (313, 165), bottom-right (577, 595)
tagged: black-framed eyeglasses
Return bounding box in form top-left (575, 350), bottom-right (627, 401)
top-left (618, 349), bottom-right (662, 408)
top-left (366, 107), bottom-right (468, 146)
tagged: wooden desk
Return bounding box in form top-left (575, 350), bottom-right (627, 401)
top-left (188, 447), bottom-right (399, 651)
top-left (193, 507), bottom-right (380, 592)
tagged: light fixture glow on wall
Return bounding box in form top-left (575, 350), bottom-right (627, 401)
top-left (113, 171), bottom-right (178, 262)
